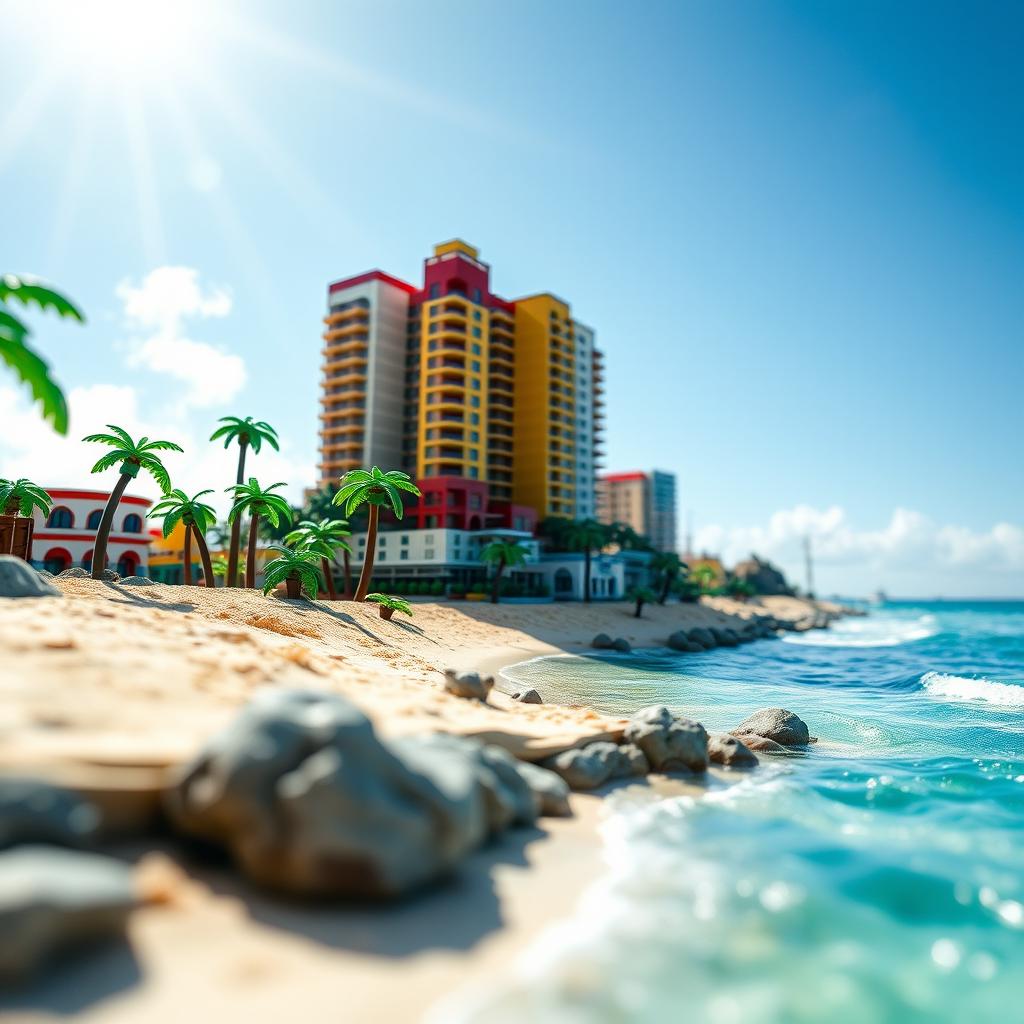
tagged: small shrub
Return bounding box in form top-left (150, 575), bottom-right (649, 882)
top-left (429, 579), bottom-right (444, 597)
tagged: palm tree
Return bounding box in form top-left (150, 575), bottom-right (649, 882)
top-left (261, 544), bottom-right (321, 600)
top-left (726, 576), bottom-right (757, 602)
top-left (333, 467), bottom-right (421, 601)
top-left (226, 478), bottom-right (292, 589)
top-left (564, 518), bottom-right (611, 604)
top-left (1, 275), bottom-right (84, 435)
top-left (284, 518), bottom-right (351, 601)
top-left (366, 593), bottom-right (413, 621)
top-left (210, 416), bottom-right (279, 586)
top-left (302, 484), bottom-right (355, 595)
top-left (83, 426), bottom-right (182, 579)
top-left (0, 478), bottom-right (52, 518)
top-left (147, 489), bottom-right (217, 587)
top-left (609, 521), bottom-right (651, 552)
top-left (480, 539), bottom-right (529, 604)
top-left (650, 551), bottom-right (685, 605)
top-left (627, 585), bottom-right (657, 618)
top-left (691, 564), bottom-right (718, 594)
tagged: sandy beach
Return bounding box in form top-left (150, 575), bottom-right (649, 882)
top-left (1, 581), bottom-right (835, 1022)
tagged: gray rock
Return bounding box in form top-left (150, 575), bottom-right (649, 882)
top-left (511, 688), bottom-right (543, 704)
top-left (707, 733), bottom-right (758, 767)
top-left (733, 708), bottom-right (813, 746)
top-left (36, 569), bottom-right (54, 580)
top-left (515, 761), bottom-right (572, 817)
top-left (0, 846), bottom-right (139, 983)
top-left (117, 575), bottom-right (159, 587)
top-left (731, 732), bottom-right (789, 754)
top-left (542, 741), bottom-right (648, 791)
top-left (443, 668), bottom-right (494, 702)
top-left (624, 705), bottom-right (709, 772)
top-left (666, 630), bottom-right (691, 651)
top-left (591, 633), bottom-right (613, 649)
top-left (0, 556), bottom-right (61, 599)
top-left (0, 778), bottom-right (101, 850)
top-left (393, 733), bottom-right (535, 834)
top-left (687, 626), bottom-right (717, 649)
top-left (611, 637), bottom-right (632, 653)
top-left (166, 689), bottom-right (494, 898)
top-left (710, 626), bottom-right (740, 647)
top-left (57, 566), bottom-right (89, 578)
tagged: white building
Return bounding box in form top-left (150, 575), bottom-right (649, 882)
top-left (572, 320), bottom-right (599, 520)
top-left (537, 552), bottom-right (625, 601)
top-left (30, 488), bottom-right (155, 576)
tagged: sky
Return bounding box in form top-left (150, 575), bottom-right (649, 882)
top-left (1, 0), bottom-right (1022, 597)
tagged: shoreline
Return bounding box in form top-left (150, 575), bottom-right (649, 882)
top-left (1, 581), bottom-right (844, 1021)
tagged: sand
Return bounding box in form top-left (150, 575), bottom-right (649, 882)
top-left (0, 581), bottom-right (831, 1022)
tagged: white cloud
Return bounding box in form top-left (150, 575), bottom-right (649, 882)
top-left (693, 504), bottom-right (1024, 593)
top-left (117, 267), bottom-right (244, 408)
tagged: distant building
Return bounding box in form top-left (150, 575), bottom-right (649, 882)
top-left (597, 469), bottom-right (677, 552)
top-left (30, 488), bottom-right (154, 576)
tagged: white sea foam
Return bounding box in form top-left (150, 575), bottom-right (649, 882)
top-left (921, 671), bottom-right (1024, 709)
top-left (782, 614), bottom-right (937, 648)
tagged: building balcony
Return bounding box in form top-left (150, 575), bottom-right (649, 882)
top-left (323, 310), bottom-right (370, 327)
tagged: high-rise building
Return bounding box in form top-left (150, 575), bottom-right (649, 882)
top-left (319, 241), bottom-right (603, 524)
top-left (597, 469), bottom-right (677, 552)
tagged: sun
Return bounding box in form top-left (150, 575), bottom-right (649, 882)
top-left (25, 0), bottom-right (211, 86)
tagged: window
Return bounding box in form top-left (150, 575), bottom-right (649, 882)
top-left (401, 535), bottom-right (409, 545)
top-left (470, 395), bottom-right (480, 407)
top-left (123, 513), bottom-right (143, 533)
top-left (379, 536), bottom-right (386, 545)
top-left (379, 551), bottom-right (387, 561)
top-left (472, 288), bottom-right (482, 303)
top-left (471, 360), bottom-right (480, 373)
top-left (469, 449), bottom-right (479, 461)
top-left (471, 378), bottom-right (480, 390)
top-left (425, 549), bottom-right (435, 559)
top-left (471, 413), bottom-right (479, 425)
top-left (47, 507), bottom-right (73, 528)
top-left (473, 310), bottom-right (481, 321)
top-left (425, 533), bottom-right (434, 543)
top-left (86, 509), bottom-right (103, 530)
top-left (471, 343), bottom-right (481, 355)
top-left (472, 326), bottom-right (481, 338)
top-left (468, 466), bottom-right (478, 479)
top-left (470, 431), bottom-right (479, 443)
top-left (469, 494), bottom-right (482, 510)
top-left (400, 550), bottom-right (409, 560)
top-left (429, 283), bottom-right (440, 299)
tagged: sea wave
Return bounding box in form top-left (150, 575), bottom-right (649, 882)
top-left (921, 670), bottom-right (1024, 709)
top-left (781, 614), bottom-right (937, 648)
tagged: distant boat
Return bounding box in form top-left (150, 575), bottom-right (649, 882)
top-left (873, 589), bottom-right (888, 606)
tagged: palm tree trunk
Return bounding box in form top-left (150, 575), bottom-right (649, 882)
top-left (659, 573), bottom-right (672, 605)
top-left (91, 473), bottom-right (131, 579)
top-left (227, 440), bottom-right (248, 586)
top-left (193, 527), bottom-right (215, 588)
top-left (354, 505), bottom-right (378, 601)
top-left (583, 548), bottom-right (592, 603)
top-left (183, 523), bottom-right (193, 585)
top-left (321, 557), bottom-right (336, 600)
top-left (342, 549), bottom-right (353, 598)
top-left (635, 598), bottom-right (644, 618)
top-left (491, 558), bottom-right (506, 604)
top-left (246, 515), bottom-right (259, 589)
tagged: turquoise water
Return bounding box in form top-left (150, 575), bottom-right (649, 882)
top-left (461, 602), bottom-right (1024, 1023)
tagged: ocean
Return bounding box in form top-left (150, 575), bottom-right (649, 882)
top-left (461, 601), bottom-right (1024, 1023)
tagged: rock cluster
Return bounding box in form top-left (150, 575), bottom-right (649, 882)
top-left (0, 777), bottom-right (101, 850)
top-left (542, 741), bottom-right (647, 790)
top-left (165, 689), bottom-right (570, 899)
top-left (591, 633), bottom-right (631, 653)
top-left (0, 555), bottom-right (61, 599)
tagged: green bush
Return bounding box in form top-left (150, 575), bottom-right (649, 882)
top-left (469, 582), bottom-right (487, 595)
top-left (429, 580), bottom-right (444, 597)
top-left (448, 583), bottom-right (466, 598)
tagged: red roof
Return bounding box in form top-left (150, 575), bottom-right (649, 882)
top-left (328, 270), bottom-right (416, 296)
top-left (601, 472), bottom-right (648, 484)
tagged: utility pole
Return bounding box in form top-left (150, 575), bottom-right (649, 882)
top-left (803, 534), bottom-right (815, 598)
top-left (685, 509), bottom-right (693, 559)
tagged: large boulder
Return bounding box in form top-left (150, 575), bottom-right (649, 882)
top-left (591, 633), bottom-right (613, 650)
top-left (0, 778), bottom-right (101, 850)
top-left (392, 733), bottom-right (535, 835)
top-left (166, 689), bottom-right (494, 899)
top-left (666, 630), bottom-right (690, 652)
top-left (707, 733), bottom-right (758, 767)
top-left (0, 846), bottom-right (139, 983)
top-left (687, 627), bottom-right (717, 650)
top-left (542, 741), bottom-right (647, 791)
top-left (610, 637), bottom-right (632, 653)
top-left (515, 761), bottom-right (572, 817)
top-left (443, 669), bottom-right (494, 702)
top-left (732, 733), bottom-right (788, 754)
top-left (624, 705), bottom-right (709, 772)
top-left (709, 626), bottom-right (740, 647)
top-left (733, 708), bottom-right (813, 746)
top-left (0, 556), bottom-right (61, 599)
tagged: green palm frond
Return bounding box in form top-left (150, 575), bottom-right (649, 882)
top-left (227, 478), bottom-right (292, 527)
top-left (147, 488), bottom-right (217, 536)
top-left (210, 415), bottom-right (279, 453)
top-left (0, 275), bottom-right (85, 322)
top-left (366, 593), bottom-right (413, 616)
top-left (89, 451), bottom-right (128, 475)
top-left (0, 336), bottom-right (69, 434)
top-left (332, 466), bottom-right (422, 519)
top-left (84, 425), bottom-right (180, 493)
top-left (261, 544), bottom-right (321, 597)
top-left (481, 540), bottom-right (529, 567)
top-left (0, 478), bottom-right (53, 516)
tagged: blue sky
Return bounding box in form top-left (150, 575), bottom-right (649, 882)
top-left (1, 0), bottom-right (1022, 596)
